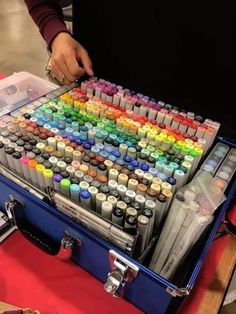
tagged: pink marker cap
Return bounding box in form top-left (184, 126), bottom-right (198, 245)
top-left (20, 156), bottom-right (30, 165)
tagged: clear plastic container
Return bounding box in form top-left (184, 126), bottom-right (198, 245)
top-left (0, 72), bottom-right (58, 117)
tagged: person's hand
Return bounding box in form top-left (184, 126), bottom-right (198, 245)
top-left (50, 32), bottom-right (93, 84)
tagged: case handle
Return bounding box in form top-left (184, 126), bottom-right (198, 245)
top-left (5, 195), bottom-right (81, 260)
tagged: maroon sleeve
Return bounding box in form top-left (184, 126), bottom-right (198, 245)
top-left (24, 0), bottom-right (70, 48)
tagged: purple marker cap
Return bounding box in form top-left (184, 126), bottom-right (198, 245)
top-left (53, 174), bottom-right (63, 182)
top-left (67, 135), bottom-right (74, 142)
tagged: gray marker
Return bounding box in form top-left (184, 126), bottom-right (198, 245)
top-left (101, 201), bottom-right (113, 220)
top-left (137, 215), bottom-right (150, 255)
top-left (111, 207), bottom-right (124, 226)
top-left (95, 193), bottom-right (106, 214)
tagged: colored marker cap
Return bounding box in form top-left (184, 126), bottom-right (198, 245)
top-left (80, 190), bottom-right (91, 199)
top-left (43, 169), bottom-right (53, 178)
top-left (28, 160), bottom-right (38, 169)
top-left (53, 174), bottom-right (63, 182)
top-left (60, 178), bottom-right (71, 188)
top-left (36, 164), bottom-right (45, 173)
top-left (20, 156), bottom-right (30, 165)
top-left (70, 184), bottom-right (80, 193)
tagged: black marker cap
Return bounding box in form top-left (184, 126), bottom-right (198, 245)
top-left (5, 147), bottom-right (14, 155)
top-left (71, 177), bottom-right (80, 185)
top-left (64, 156), bottom-right (72, 164)
top-left (112, 207), bottom-right (124, 218)
top-left (29, 138), bottom-right (38, 146)
top-left (32, 148), bottom-right (41, 156)
top-left (61, 170), bottom-right (70, 178)
top-left (52, 166), bottom-right (61, 174)
top-left (43, 160), bottom-right (52, 169)
top-left (16, 139), bottom-right (25, 147)
top-left (12, 151), bottom-right (22, 159)
top-left (9, 135), bottom-right (18, 143)
top-left (109, 189), bottom-right (120, 199)
top-left (41, 152), bottom-right (51, 160)
top-left (24, 143), bottom-right (33, 152)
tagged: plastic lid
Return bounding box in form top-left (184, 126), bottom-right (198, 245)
top-left (20, 156), bottom-right (30, 165)
top-left (70, 184), bottom-right (80, 193)
top-left (28, 160), bottom-right (38, 168)
top-left (36, 164), bottom-right (45, 173)
top-left (60, 178), bottom-right (71, 188)
top-left (80, 190), bottom-right (91, 199)
top-left (43, 169), bottom-right (53, 178)
top-left (53, 174), bottom-right (63, 182)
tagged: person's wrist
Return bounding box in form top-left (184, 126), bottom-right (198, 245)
top-left (50, 31), bottom-right (72, 51)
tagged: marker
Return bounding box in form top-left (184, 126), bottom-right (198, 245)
top-left (80, 190), bottom-right (92, 210)
top-left (5, 147), bottom-right (15, 171)
top-left (36, 164), bottom-right (46, 191)
top-left (60, 178), bottom-right (71, 197)
top-left (70, 184), bottom-right (80, 202)
top-left (28, 160), bottom-right (38, 186)
top-left (124, 215), bottom-right (137, 230)
top-left (116, 200), bottom-right (128, 214)
top-left (52, 173), bottom-right (63, 191)
top-left (12, 152), bottom-right (23, 177)
top-left (112, 207), bottom-right (124, 226)
top-left (88, 186), bottom-right (98, 210)
top-left (95, 193), bottom-right (106, 214)
top-left (101, 201), bottom-right (113, 220)
top-left (137, 215), bottom-right (149, 255)
top-left (0, 142), bottom-right (8, 167)
top-left (42, 168), bottom-right (53, 191)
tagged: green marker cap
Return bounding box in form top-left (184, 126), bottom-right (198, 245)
top-left (60, 178), bottom-right (71, 189)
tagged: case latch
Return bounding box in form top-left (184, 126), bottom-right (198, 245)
top-left (104, 249), bottom-right (139, 297)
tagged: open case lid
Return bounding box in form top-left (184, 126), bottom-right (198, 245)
top-left (0, 72), bottom-right (58, 117)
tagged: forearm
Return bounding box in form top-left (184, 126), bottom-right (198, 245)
top-left (24, 0), bottom-right (69, 48)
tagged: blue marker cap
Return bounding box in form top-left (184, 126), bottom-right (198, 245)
top-left (130, 160), bottom-right (139, 168)
top-left (67, 135), bottom-right (74, 142)
top-left (42, 117), bottom-right (50, 123)
top-left (79, 135), bottom-right (87, 142)
top-left (156, 172), bottom-right (167, 181)
top-left (148, 168), bottom-right (158, 177)
top-left (167, 177), bottom-right (177, 186)
top-left (65, 127), bottom-right (73, 135)
top-left (73, 131), bottom-right (80, 139)
top-left (80, 126), bottom-right (88, 133)
top-left (95, 143), bottom-right (104, 151)
top-left (91, 146), bottom-right (100, 154)
top-left (112, 150), bottom-right (121, 158)
top-left (108, 154), bottom-right (117, 162)
top-left (83, 143), bottom-right (91, 151)
top-left (58, 124), bottom-right (65, 130)
top-left (100, 150), bottom-right (109, 158)
top-left (87, 138), bottom-right (95, 146)
top-left (66, 118), bottom-right (72, 124)
top-left (140, 163), bottom-right (150, 172)
top-left (71, 121), bottom-right (79, 128)
top-left (70, 184), bottom-right (80, 193)
top-left (35, 113), bottom-right (43, 120)
top-left (125, 140), bottom-right (133, 147)
top-left (123, 156), bottom-right (132, 164)
top-left (105, 146), bottom-right (113, 154)
top-left (116, 158), bottom-right (125, 166)
top-left (37, 120), bottom-right (44, 127)
top-left (80, 190), bottom-right (91, 199)
top-left (50, 121), bottom-right (58, 128)
top-left (75, 138), bottom-right (82, 145)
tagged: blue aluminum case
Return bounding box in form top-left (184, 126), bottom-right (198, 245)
top-left (0, 137), bottom-right (235, 314)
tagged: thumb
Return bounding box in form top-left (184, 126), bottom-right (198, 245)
top-left (77, 47), bottom-right (94, 76)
